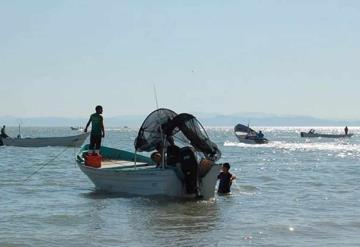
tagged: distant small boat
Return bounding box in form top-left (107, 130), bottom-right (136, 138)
top-left (234, 124), bottom-right (269, 144)
top-left (1, 133), bottom-right (89, 147)
top-left (300, 129), bottom-right (353, 138)
top-left (70, 127), bottom-right (83, 131)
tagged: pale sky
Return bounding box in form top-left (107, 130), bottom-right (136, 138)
top-left (0, 1), bottom-right (359, 119)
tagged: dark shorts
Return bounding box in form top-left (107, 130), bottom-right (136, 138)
top-left (89, 134), bottom-right (102, 150)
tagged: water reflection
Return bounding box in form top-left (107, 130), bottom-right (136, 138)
top-left (81, 190), bottom-right (221, 246)
top-left (129, 198), bottom-right (220, 245)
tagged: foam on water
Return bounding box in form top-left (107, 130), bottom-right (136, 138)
top-left (224, 140), bottom-right (360, 154)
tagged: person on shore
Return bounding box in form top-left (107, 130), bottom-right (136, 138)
top-left (217, 163), bottom-right (236, 194)
top-left (84, 105), bottom-right (105, 154)
top-left (345, 126), bottom-right (348, 135)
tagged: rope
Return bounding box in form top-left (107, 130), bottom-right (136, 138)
top-left (23, 145), bottom-right (74, 183)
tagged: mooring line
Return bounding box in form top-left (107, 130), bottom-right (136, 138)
top-left (23, 142), bottom-right (79, 183)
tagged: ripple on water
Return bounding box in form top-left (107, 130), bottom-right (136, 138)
top-left (2, 127), bottom-right (360, 246)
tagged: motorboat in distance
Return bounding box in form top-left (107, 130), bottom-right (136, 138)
top-left (300, 129), bottom-right (353, 138)
top-left (76, 108), bottom-right (222, 199)
top-left (70, 126), bottom-right (83, 131)
top-left (1, 132), bottom-right (89, 147)
top-left (234, 124), bottom-right (269, 144)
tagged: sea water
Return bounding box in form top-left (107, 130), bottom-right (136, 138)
top-left (1, 127), bottom-right (360, 246)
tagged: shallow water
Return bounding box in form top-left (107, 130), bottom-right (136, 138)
top-left (1, 126), bottom-right (360, 246)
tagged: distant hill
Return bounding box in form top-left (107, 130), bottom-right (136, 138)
top-left (0, 113), bottom-right (359, 127)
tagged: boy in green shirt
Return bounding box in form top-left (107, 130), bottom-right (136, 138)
top-left (84, 105), bottom-right (105, 154)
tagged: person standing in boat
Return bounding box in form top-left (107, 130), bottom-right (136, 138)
top-left (84, 105), bottom-right (105, 154)
top-left (345, 126), bottom-right (348, 135)
top-left (1, 125), bottom-right (9, 138)
top-left (217, 163), bottom-right (236, 194)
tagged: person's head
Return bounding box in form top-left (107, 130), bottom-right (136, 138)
top-left (2, 125), bottom-right (5, 128)
top-left (151, 152), bottom-right (162, 165)
top-left (222, 163), bottom-right (230, 172)
top-left (259, 131), bottom-right (262, 133)
top-left (95, 105), bottom-right (103, 114)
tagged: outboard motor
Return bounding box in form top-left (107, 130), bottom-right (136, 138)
top-left (179, 147), bottom-right (200, 196)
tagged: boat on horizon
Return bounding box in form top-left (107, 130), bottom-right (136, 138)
top-left (300, 129), bottom-right (353, 138)
top-left (76, 108), bottom-right (222, 199)
top-left (234, 124), bottom-right (269, 144)
top-left (0, 132), bottom-right (89, 147)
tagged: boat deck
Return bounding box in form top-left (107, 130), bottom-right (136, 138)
top-left (100, 159), bottom-right (151, 169)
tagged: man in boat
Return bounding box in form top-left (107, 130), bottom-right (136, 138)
top-left (167, 143), bottom-right (181, 165)
top-left (84, 105), bottom-right (105, 154)
top-left (1, 125), bottom-right (9, 138)
top-left (345, 126), bottom-right (349, 135)
top-left (152, 137), bottom-right (180, 167)
top-left (257, 130), bottom-right (264, 139)
top-left (217, 163), bottom-right (236, 194)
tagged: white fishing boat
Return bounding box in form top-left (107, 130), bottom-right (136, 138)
top-left (234, 124), bottom-right (269, 144)
top-left (300, 129), bottom-right (353, 138)
top-left (1, 132), bottom-right (89, 147)
top-left (76, 108), bottom-right (222, 199)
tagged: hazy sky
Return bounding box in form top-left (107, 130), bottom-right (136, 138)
top-left (1, 1), bottom-right (359, 119)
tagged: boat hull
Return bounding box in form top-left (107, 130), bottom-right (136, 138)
top-left (76, 145), bottom-right (220, 199)
top-left (78, 164), bottom-right (219, 199)
top-left (300, 132), bottom-right (353, 138)
top-left (2, 133), bottom-right (89, 147)
top-left (235, 133), bottom-right (269, 144)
